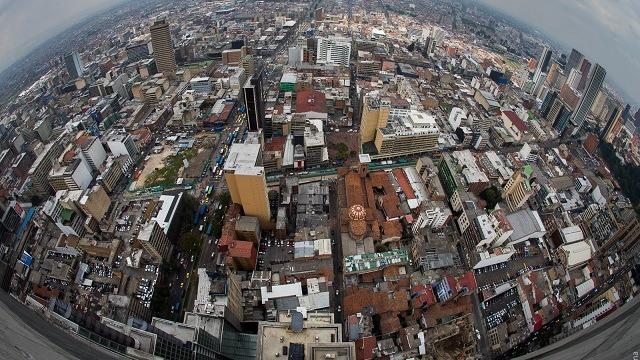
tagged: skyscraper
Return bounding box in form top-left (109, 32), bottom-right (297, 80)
top-left (576, 59), bottom-right (592, 91)
top-left (64, 51), bottom-right (84, 79)
top-left (601, 106), bottom-right (623, 143)
top-left (224, 142), bottom-right (271, 229)
top-left (566, 48), bottom-right (584, 72)
top-left (572, 63), bottom-right (606, 133)
top-left (243, 71), bottom-right (265, 132)
top-left (149, 19), bottom-right (177, 75)
top-left (533, 46), bottom-right (552, 84)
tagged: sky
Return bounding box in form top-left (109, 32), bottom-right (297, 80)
top-left (0, 0), bottom-right (124, 71)
top-left (477, 0), bottom-right (640, 106)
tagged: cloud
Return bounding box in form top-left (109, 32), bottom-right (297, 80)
top-left (0, 0), bottom-right (124, 71)
top-left (477, 0), bottom-right (640, 105)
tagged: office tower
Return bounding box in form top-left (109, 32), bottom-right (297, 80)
top-left (316, 36), bottom-right (352, 66)
top-left (567, 68), bottom-right (582, 90)
top-left (64, 51), bottom-right (84, 79)
top-left (137, 221), bottom-right (172, 263)
top-left (106, 133), bottom-right (140, 160)
top-left (502, 165), bottom-right (535, 211)
top-left (243, 71), bottom-right (265, 132)
top-left (566, 48), bottom-right (584, 72)
top-left (572, 63), bottom-right (606, 133)
top-left (533, 46), bottom-right (552, 83)
top-left (241, 55), bottom-right (255, 77)
top-left (224, 142), bottom-right (271, 229)
top-left (601, 106), bottom-right (623, 143)
top-left (27, 140), bottom-right (64, 197)
top-left (359, 93), bottom-right (390, 145)
top-left (621, 104), bottom-right (631, 122)
top-left (149, 19), bottom-right (177, 75)
top-left (77, 135), bottom-right (107, 172)
top-left (540, 91), bottom-right (558, 119)
top-left (576, 59), bottom-right (592, 91)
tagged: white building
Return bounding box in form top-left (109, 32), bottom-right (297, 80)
top-left (412, 206), bottom-right (451, 232)
top-left (316, 36), bottom-right (351, 67)
top-left (106, 133), bottom-right (140, 160)
top-left (189, 77), bottom-right (213, 94)
top-left (575, 176), bottom-right (592, 193)
top-left (288, 47), bottom-right (303, 66)
top-left (79, 136), bottom-right (107, 172)
top-left (448, 107), bottom-right (467, 130)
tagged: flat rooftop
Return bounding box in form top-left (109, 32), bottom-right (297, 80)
top-left (257, 322), bottom-right (342, 360)
top-left (224, 143), bottom-right (262, 171)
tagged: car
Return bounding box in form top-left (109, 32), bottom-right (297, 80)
top-left (180, 282), bottom-right (184, 288)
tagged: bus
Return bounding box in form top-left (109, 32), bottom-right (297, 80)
top-left (207, 185), bottom-right (214, 197)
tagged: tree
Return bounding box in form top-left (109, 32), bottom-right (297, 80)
top-left (407, 42), bottom-right (416, 52)
top-left (480, 186), bottom-right (503, 210)
top-left (375, 243), bottom-right (389, 253)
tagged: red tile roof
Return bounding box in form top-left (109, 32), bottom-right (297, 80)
top-left (382, 220), bottom-right (403, 238)
top-left (392, 168), bottom-right (415, 200)
top-left (295, 90), bottom-right (326, 114)
top-left (228, 240), bottom-right (255, 259)
top-left (457, 271), bottom-right (477, 293)
top-left (411, 284), bottom-right (436, 309)
top-left (355, 336), bottom-right (377, 360)
top-left (264, 136), bottom-right (286, 152)
top-left (503, 110), bottom-right (529, 132)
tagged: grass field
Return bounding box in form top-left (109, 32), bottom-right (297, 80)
top-left (145, 148), bottom-right (198, 187)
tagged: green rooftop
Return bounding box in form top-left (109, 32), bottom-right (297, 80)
top-left (343, 249), bottom-right (409, 274)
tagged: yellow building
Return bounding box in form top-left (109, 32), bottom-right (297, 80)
top-left (502, 165), bottom-right (534, 211)
top-left (224, 142), bottom-right (272, 229)
top-left (359, 93), bottom-right (390, 145)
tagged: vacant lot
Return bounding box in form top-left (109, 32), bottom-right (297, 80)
top-left (139, 147), bottom-right (198, 188)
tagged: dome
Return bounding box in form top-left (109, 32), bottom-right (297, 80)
top-left (348, 204), bottom-right (366, 221)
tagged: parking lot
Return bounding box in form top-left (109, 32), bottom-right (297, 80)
top-left (256, 236), bottom-right (295, 271)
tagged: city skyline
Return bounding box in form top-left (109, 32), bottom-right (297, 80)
top-left (477, 0), bottom-right (640, 105)
top-left (0, 0), bottom-right (125, 71)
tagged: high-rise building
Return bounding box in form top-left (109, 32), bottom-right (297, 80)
top-left (567, 68), bottom-right (582, 90)
top-left (533, 46), bottom-right (552, 84)
top-left (243, 72), bottom-right (265, 132)
top-left (64, 51), bottom-right (84, 79)
top-left (572, 63), bottom-right (606, 133)
top-left (601, 106), bottom-right (623, 143)
top-left (224, 141), bottom-right (271, 229)
top-left (576, 59), bottom-right (592, 91)
top-left (359, 93), bottom-right (390, 145)
top-left (316, 36), bottom-right (352, 66)
top-left (502, 165), bottom-right (535, 211)
top-left (566, 48), bottom-right (584, 72)
top-left (540, 91), bottom-right (558, 119)
top-left (106, 133), bottom-right (140, 160)
top-left (149, 19), bottom-right (177, 75)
